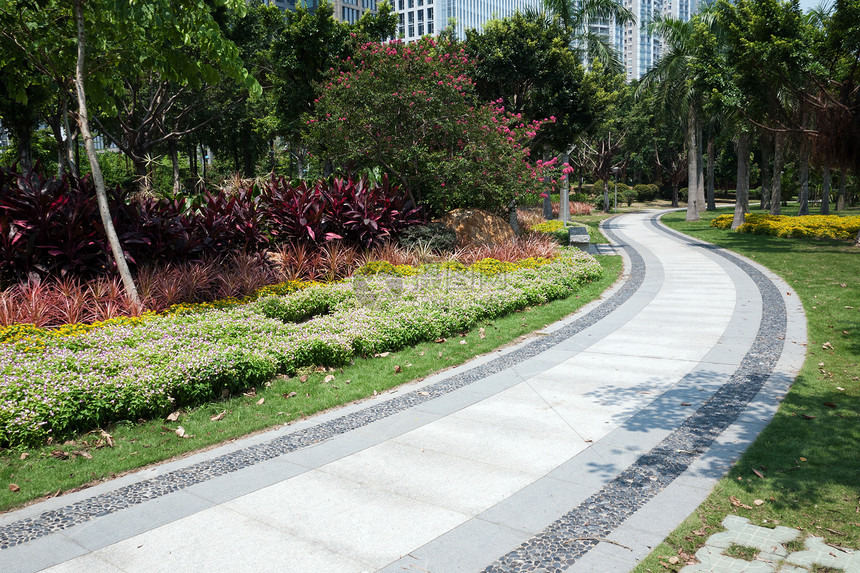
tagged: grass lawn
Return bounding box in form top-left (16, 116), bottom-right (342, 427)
top-left (634, 205), bottom-right (860, 571)
top-left (0, 254), bottom-right (623, 513)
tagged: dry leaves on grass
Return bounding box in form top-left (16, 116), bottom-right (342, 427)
top-left (175, 426), bottom-right (193, 438)
top-left (9, 484), bottom-right (19, 492)
top-left (166, 412), bottom-right (180, 422)
top-left (210, 411), bottom-right (226, 422)
top-left (256, 398), bottom-right (265, 406)
top-left (99, 430), bottom-right (115, 447)
top-left (730, 495), bottom-right (753, 510)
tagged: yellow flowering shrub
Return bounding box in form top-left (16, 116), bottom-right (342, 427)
top-left (530, 220), bottom-right (565, 233)
top-left (711, 212), bottom-right (860, 240)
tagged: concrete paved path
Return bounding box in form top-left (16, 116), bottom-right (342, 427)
top-left (0, 210), bottom-right (807, 573)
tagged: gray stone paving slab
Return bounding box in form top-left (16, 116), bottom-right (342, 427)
top-left (0, 532), bottom-right (88, 573)
top-left (378, 518), bottom-right (531, 573)
top-left (477, 477), bottom-right (595, 534)
top-left (62, 489), bottom-right (213, 552)
top-left (183, 454), bottom-right (307, 504)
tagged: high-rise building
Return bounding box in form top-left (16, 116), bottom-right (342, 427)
top-left (264, 0), bottom-right (379, 24)
top-left (393, 0), bottom-right (542, 42)
top-left (621, 0), bottom-right (698, 81)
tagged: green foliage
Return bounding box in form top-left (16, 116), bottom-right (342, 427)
top-left (397, 223), bottom-right (459, 252)
top-left (633, 183), bottom-right (659, 202)
top-left (76, 151), bottom-right (135, 190)
top-left (465, 10), bottom-right (594, 153)
top-left (304, 37), bottom-right (548, 216)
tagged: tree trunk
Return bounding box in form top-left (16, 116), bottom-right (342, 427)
top-left (542, 153), bottom-right (552, 219)
top-left (685, 107), bottom-right (700, 221)
top-left (170, 140), bottom-right (181, 196)
top-left (836, 170), bottom-right (846, 210)
top-left (560, 153), bottom-right (570, 224)
top-left (821, 164), bottom-right (831, 214)
top-left (201, 144), bottom-right (208, 182)
top-left (706, 137), bottom-right (716, 211)
top-left (732, 133), bottom-right (750, 230)
top-left (16, 128), bottom-right (33, 172)
top-left (603, 179), bottom-right (610, 213)
top-left (798, 145), bottom-right (809, 216)
top-left (696, 118), bottom-right (705, 212)
top-left (671, 184), bottom-right (679, 208)
top-left (760, 133), bottom-right (771, 210)
top-left (73, 0), bottom-right (140, 307)
top-left (770, 132), bottom-right (784, 216)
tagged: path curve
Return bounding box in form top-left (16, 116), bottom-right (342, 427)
top-left (0, 210), bottom-right (807, 573)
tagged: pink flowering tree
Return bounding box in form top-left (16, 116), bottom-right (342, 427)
top-left (303, 37), bottom-right (552, 216)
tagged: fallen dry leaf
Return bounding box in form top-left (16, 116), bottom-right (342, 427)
top-left (799, 456), bottom-right (807, 462)
top-left (73, 450), bottom-right (93, 460)
top-left (394, 365), bottom-right (402, 373)
top-left (418, 351), bottom-right (425, 356)
top-left (256, 397), bottom-right (265, 406)
top-left (681, 402), bottom-right (692, 406)
top-left (730, 495), bottom-right (753, 509)
top-left (751, 468), bottom-right (765, 478)
top-left (51, 449), bottom-right (68, 459)
top-left (283, 391), bottom-right (297, 399)
top-left (299, 375), bottom-right (308, 383)
top-left (802, 414), bottom-right (817, 420)
top-left (243, 388), bottom-right (256, 397)
top-left (823, 342), bottom-right (834, 350)
top-left (166, 411), bottom-right (180, 422)
top-left (437, 351), bottom-right (443, 358)
top-left (314, 366), bottom-right (326, 373)
top-left (175, 426), bottom-right (192, 438)
top-left (99, 430), bottom-right (115, 448)
top-left (324, 375), bottom-right (335, 383)
top-left (479, 327), bottom-right (486, 339)
top-left (210, 410), bottom-right (226, 422)
top-left (418, 391), bottom-right (429, 396)
top-left (459, 340), bottom-right (467, 345)
top-left (374, 352), bottom-right (390, 358)
top-left (19, 452), bottom-right (28, 461)
top-left (754, 499), bottom-right (765, 506)
top-left (823, 401), bottom-right (838, 409)
top-left (372, 390), bottom-right (378, 396)
top-left (434, 338), bottom-right (446, 343)
top-left (668, 556), bottom-right (679, 564)
top-left (8, 484), bottom-right (19, 493)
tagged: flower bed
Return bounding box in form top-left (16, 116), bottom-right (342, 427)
top-left (0, 249), bottom-right (602, 447)
top-left (711, 213), bottom-right (860, 240)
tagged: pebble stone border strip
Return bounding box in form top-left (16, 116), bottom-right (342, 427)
top-left (0, 218), bottom-right (641, 551)
top-left (482, 212), bottom-right (789, 573)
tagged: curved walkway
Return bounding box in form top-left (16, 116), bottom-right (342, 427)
top-left (0, 210), bottom-right (807, 573)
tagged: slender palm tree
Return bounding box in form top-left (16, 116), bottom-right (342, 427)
top-left (542, 0), bottom-right (635, 74)
top-left (638, 15), bottom-right (703, 221)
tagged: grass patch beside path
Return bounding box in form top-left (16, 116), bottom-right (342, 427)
top-left (634, 206), bottom-right (860, 572)
top-left (0, 255), bottom-right (623, 513)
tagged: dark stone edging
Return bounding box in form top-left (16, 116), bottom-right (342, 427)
top-left (0, 219), bottom-right (641, 551)
top-left (482, 211), bottom-right (788, 573)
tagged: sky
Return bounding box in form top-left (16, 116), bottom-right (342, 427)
top-left (797, 0), bottom-right (829, 12)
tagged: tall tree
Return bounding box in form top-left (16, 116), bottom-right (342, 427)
top-left (542, 0), bottom-right (635, 74)
top-left (465, 9), bottom-right (595, 156)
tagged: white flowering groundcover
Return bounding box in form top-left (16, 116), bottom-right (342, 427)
top-left (1, 249), bottom-right (602, 447)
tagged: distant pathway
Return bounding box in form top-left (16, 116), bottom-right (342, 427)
top-left (0, 210), bottom-right (806, 573)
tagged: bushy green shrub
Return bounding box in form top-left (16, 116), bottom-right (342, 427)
top-left (398, 223), bottom-right (458, 252)
top-left (633, 183), bottom-right (659, 202)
